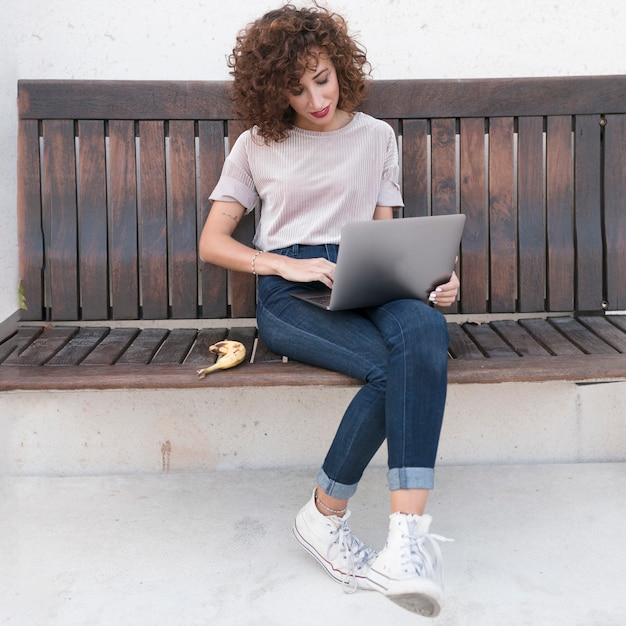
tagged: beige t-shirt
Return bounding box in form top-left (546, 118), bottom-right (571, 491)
top-left (209, 112), bottom-right (404, 251)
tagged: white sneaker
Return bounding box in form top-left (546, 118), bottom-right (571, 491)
top-left (293, 491), bottom-right (377, 592)
top-left (367, 512), bottom-right (452, 617)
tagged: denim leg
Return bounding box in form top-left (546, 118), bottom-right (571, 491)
top-left (256, 245), bottom-right (448, 498)
top-left (364, 300), bottom-right (449, 491)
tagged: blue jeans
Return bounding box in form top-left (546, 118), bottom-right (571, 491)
top-left (256, 244), bottom-right (449, 499)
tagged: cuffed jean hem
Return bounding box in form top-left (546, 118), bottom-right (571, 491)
top-left (388, 467), bottom-right (435, 491)
top-left (316, 468), bottom-right (359, 500)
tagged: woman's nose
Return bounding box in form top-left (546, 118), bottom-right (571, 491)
top-left (309, 90), bottom-right (325, 110)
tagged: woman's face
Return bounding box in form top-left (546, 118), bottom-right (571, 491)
top-left (286, 52), bottom-right (344, 132)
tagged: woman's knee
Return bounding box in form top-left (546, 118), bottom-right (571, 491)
top-left (375, 300), bottom-right (449, 350)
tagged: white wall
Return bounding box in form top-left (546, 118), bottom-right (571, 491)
top-left (2, 0), bottom-right (625, 322)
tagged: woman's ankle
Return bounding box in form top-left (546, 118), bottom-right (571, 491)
top-left (314, 487), bottom-right (348, 517)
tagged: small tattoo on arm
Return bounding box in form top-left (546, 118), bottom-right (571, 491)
top-left (222, 211), bottom-right (240, 223)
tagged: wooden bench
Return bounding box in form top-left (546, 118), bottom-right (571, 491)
top-left (2, 76), bottom-right (626, 392)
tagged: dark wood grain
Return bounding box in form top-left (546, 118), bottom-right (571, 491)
top-left (77, 121), bottom-right (109, 320)
top-left (19, 77), bottom-right (626, 120)
top-left (488, 117), bottom-right (516, 312)
top-left (573, 115), bottom-right (604, 311)
top-left (46, 326), bottom-right (109, 365)
top-left (604, 114), bottom-right (626, 311)
top-left (43, 120), bottom-right (79, 320)
top-left (401, 119), bottom-right (429, 217)
top-left (80, 328), bottom-right (140, 365)
top-left (169, 120), bottom-right (199, 318)
top-left (108, 121), bottom-right (139, 319)
top-left (517, 116), bottom-right (546, 313)
top-left (198, 120), bottom-right (229, 318)
top-left (17, 119), bottom-right (44, 321)
top-left (459, 117), bottom-right (487, 313)
top-left (3, 326), bottom-right (79, 365)
top-left (138, 121), bottom-right (169, 319)
top-left (545, 116), bottom-right (575, 312)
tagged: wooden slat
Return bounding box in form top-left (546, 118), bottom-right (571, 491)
top-left (252, 337), bottom-right (283, 363)
top-left (546, 116), bottom-right (575, 312)
top-left (606, 315), bottom-right (626, 334)
top-left (517, 116), bottom-right (546, 312)
top-left (578, 316), bottom-right (626, 353)
top-left (20, 77), bottom-right (626, 121)
top-left (116, 328), bottom-right (169, 364)
top-left (108, 121), bottom-right (139, 319)
top-left (0, 327), bottom-right (44, 363)
top-left (574, 115), bottom-right (604, 311)
top-left (431, 119), bottom-right (457, 215)
top-left (446, 323), bottom-right (484, 360)
top-left (401, 119), bottom-right (429, 217)
top-left (6, 349), bottom-right (626, 390)
top-left (549, 317), bottom-right (617, 355)
top-left (169, 120), bottom-right (198, 318)
top-left (46, 326), bottom-right (109, 365)
top-left (488, 117), bottom-right (516, 312)
top-left (80, 328), bottom-right (139, 365)
top-left (138, 121), bottom-right (168, 319)
top-left (225, 326), bottom-right (257, 360)
top-left (198, 120), bottom-right (228, 318)
top-left (43, 119), bottom-right (79, 320)
top-left (604, 114), bottom-right (626, 311)
top-left (360, 76), bottom-right (626, 118)
top-left (461, 323), bottom-right (519, 358)
top-left (183, 328), bottom-right (229, 365)
top-left (447, 353), bottom-right (626, 385)
top-left (17, 119), bottom-right (44, 321)
top-left (151, 328), bottom-right (198, 365)
top-left (3, 326), bottom-right (79, 365)
top-left (77, 120), bottom-right (109, 320)
top-left (518, 318), bottom-right (582, 356)
top-left (0, 360), bottom-right (360, 391)
top-left (19, 80), bottom-right (236, 121)
top-left (490, 320), bottom-right (551, 357)
top-left (5, 353), bottom-right (626, 390)
top-left (459, 117), bottom-right (487, 313)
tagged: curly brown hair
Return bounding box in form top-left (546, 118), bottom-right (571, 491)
top-left (228, 3), bottom-right (371, 143)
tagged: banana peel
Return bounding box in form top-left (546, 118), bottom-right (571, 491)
top-left (196, 340), bottom-right (247, 378)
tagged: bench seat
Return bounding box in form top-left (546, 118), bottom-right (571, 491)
top-left (2, 313), bottom-right (626, 391)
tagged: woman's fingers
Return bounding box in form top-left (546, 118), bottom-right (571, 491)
top-left (430, 271), bottom-right (460, 307)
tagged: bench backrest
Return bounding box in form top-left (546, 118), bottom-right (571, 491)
top-left (17, 77), bottom-right (626, 321)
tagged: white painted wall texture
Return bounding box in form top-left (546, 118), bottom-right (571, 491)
top-left (1, 0), bottom-right (625, 321)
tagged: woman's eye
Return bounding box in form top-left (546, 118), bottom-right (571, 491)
top-left (317, 77), bottom-right (329, 86)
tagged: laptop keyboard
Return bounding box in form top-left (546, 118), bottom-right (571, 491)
top-left (305, 293), bottom-right (332, 307)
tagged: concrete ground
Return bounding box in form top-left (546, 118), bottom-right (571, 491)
top-left (2, 462), bottom-right (625, 626)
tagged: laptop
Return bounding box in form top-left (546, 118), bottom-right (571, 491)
top-left (291, 214), bottom-right (466, 311)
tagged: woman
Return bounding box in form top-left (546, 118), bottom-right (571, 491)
top-left (199, 3), bottom-right (459, 618)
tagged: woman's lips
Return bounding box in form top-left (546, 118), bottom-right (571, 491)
top-left (311, 105), bottom-right (330, 118)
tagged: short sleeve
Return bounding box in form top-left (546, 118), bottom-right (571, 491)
top-left (377, 127), bottom-right (404, 208)
top-left (209, 131), bottom-right (259, 214)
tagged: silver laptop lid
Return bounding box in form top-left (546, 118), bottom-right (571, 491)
top-left (326, 214), bottom-right (465, 310)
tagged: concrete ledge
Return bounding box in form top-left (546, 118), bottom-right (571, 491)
top-left (1, 380), bottom-right (625, 476)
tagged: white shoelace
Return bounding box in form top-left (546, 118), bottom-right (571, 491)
top-left (326, 514), bottom-right (377, 593)
top-left (403, 526), bottom-right (454, 586)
